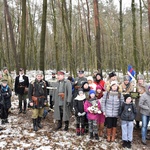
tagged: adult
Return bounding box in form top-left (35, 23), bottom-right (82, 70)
top-left (94, 73), bottom-right (105, 91)
top-left (14, 68), bottom-right (29, 114)
top-left (2, 67), bottom-right (13, 91)
top-left (53, 71), bottom-right (72, 131)
top-left (139, 83), bottom-right (150, 145)
top-left (28, 71), bottom-right (47, 131)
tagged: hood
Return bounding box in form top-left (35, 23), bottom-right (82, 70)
top-left (145, 83), bottom-right (150, 95)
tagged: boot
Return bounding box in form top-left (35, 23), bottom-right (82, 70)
top-left (55, 120), bottom-right (62, 130)
top-left (64, 121), bottom-right (69, 131)
top-left (95, 133), bottom-right (99, 140)
top-left (122, 140), bottom-right (127, 148)
top-left (37, 117), bottom-right (42, 128)
top-left (81, 128), bottom-right (84, 136)
top-left (5, 119), bottom-right (9, 123)
top-left (90, 132), bottom-right (93, 139)
top-left (126, 141), bottom-right (131, 149)
top-left (111, 127), bottom-right (117, 142)
top-left (1, 120), bottom-right (5, 125)
top-left (107, 128), bottom-right (112, 142)
top-left (76, 128), bottom-right (80, 136)
top-left (99, 123), bottom-right (104, 137)
top-left (33, 119), bottom-right (38, 131)
top-left (23, 101), bottom-right (27, 114)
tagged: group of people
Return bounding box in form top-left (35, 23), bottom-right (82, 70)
top-left (0, 67), bottom-right (150, 149)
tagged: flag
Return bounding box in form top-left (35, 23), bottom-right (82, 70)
top-left (127, 65), bottom-right (136, 81)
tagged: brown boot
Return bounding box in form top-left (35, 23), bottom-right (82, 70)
top-left (107, 128), bottom-right (112, 142)
top-left (99, 123), bottom-right (104, 137)
top-left (111, 127), bottom-right (117, 142)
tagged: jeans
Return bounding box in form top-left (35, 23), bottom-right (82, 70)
top-left (141, 114), bottom-right (150, 141)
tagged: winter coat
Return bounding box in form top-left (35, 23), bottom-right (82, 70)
top-left (2, 73), bottom-right (13, 90)
top-left (84, 98), bottom-right (100, 121)
top-left (139, 83), bottom-right (150, 116)
top-left (101, 91), bottom-right (124, 117)
top-left (0, 85), bottom-right (12, 109)
top-left (119, 102), bottom-right (136, 121)
top-left (120, 82), bottom-right (134, 94)
top-left (49, 78), bottom-right (57, 96)
top-left (94, 80), bottom-right (105, 91)
top-left (28, 79), bottom-right (47, 109)
top-left (14, 75), bottom-right (29, 95)
top-left (53, 79), bottom-right (72, 121)
top-left (74, 94), bottom-right (86, 116)
top-left (135, 82), bottom-right (145, 121)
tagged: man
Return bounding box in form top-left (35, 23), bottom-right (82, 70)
top-left (14, 68), bottom-right (29, 114)
top-left (2, 67), bottom-right (13, 91)
top-left (28, 71), bottom-right (47, 131)
top-left (53, 71), bottom-right (72, 131)
top-left (73, 70), bottom-right (87, 98)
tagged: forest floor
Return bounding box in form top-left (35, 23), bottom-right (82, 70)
top-left (0, 93), bottom-right (150, 150)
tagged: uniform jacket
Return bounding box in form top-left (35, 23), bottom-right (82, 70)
top-left (28, 79), bottom-right (47, 108)
top-left (2, 73), bottom-right (13, 90)
top-left (53, 79), bottom-right (72, 121)
top-left (14, 75), bottom-right (29, 95)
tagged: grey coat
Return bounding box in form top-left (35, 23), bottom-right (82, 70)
top-left (101, 91), bottom-right (124, 117)
top-left (139, 83), bottom-right (150, 116)
top-left (53, 79), bottom-right (72, 121)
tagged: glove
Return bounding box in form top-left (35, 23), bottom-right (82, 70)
top-left (81, 112), bottom-right (86, 116)
top-left (78, 112), bottom-right (82, 116)
top-left (66, 102), bottom-right (71, 107)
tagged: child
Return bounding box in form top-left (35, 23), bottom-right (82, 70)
top-left (84, 90), bottom-right (101, 140)
top-left (119, 94), bottom-right (136, 148)
top-left (0, 79), bottom-right (12, 124)
top-left (96, 85), bottom-right (105, 137)
top-left (74, 88), bottom-right (86, 136)
top-left (101, 81), bottom-right (124, 142)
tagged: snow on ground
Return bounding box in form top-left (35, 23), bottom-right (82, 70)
top-left (0, 93), bottom-right (150, 150)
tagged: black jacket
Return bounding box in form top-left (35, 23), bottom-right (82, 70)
top-left (119, 102), bottom-right (136, 121)
top-left (14, 75), bottom-right (29, 95)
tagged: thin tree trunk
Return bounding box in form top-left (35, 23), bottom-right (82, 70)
top-left (148, 0), bottom-right (150, 34)
top-left (131, 0), bottom-right (138, 75)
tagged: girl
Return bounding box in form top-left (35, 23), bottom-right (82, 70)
top-left (74, 88), bottom-right (86, 136)
top-left (84, 90), bottom-right (101, 140)
top-left (101, 81), bottom-right (124, 142)
top-left (119, 94), bottom-right (136, 148)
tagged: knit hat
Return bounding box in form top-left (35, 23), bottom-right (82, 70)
top-left (109, 71), bottom-right (116, 78)
top-left (110, 81), bottom-right (118, 87)
top-left (96, 85), bottom-right (104, 91)
top-left (124, 75), bottom-right (130, 81)
top-left (78, 88), bottom-right (84, 94)
top-left (89, 90), bottom-right (96, 95)
top-left (124, 94), bottom-right (131, 101)
top-left (137, 74), bottom-right (144, 80)
top-left (87, 76), bottom-right (93, 81)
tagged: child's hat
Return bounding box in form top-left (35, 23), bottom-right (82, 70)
top-left (96, 85), bottom-right (104, 91)
top-left (89, 89), bottom-right (96, 95)
top-left (124, 94), bottom-right (131, 101)
top-left (110, 81), bottom-right (118, 87)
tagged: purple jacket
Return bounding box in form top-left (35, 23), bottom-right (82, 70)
top-left (84, 98), bottom-right (100, 121)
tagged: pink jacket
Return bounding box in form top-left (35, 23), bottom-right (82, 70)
top-left (84, 98), bottom-right (100, 121)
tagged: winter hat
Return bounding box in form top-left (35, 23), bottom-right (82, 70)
top-left (87, 76), bottom-right (93, 81)
top-left (96, 85), bottom-right (104, 91)
top-left (89, 90), bottom-right (96, 95)
top-left (3, 67), bottom-right (7, 71)
top-left (124, 75), bottom-right (130, 81)
top-left (109, 71), bottom-right (116, 78)
top-left (36, 70), bottom-right (43, 76)
top-left (1, 78), bottom-right (8, 83)
top-left (78, 70), bottom-right (84, 74)
top-left (124, 94), bottom-right (131, 101)
top-left (57, 70), bottom-right (65, 75)
top-left (78, 88), bottom-right (84, 94)
top-left (110, 81), bottom-right (118, 87)
top-left (137, 74), bottom-right (144, 80)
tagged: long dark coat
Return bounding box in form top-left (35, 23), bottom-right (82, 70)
top-left (53, 80), bottom-right (72, 121)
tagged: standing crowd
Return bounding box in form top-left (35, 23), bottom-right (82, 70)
top-left (0, 67), bottom-right (150, 149)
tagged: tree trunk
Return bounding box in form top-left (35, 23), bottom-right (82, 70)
top-left (3, 0), bottom-right (19, 72)
top-left (93, 0), bottom-right (101, 73)
top-left (148, 0), bottom-right (150, 34)
top-left (40, 0), bottom-right (47, 76)
top-left (20, 0), bottom-right (26, 72)
top-left (131, 0), bottom-right (138, 75)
